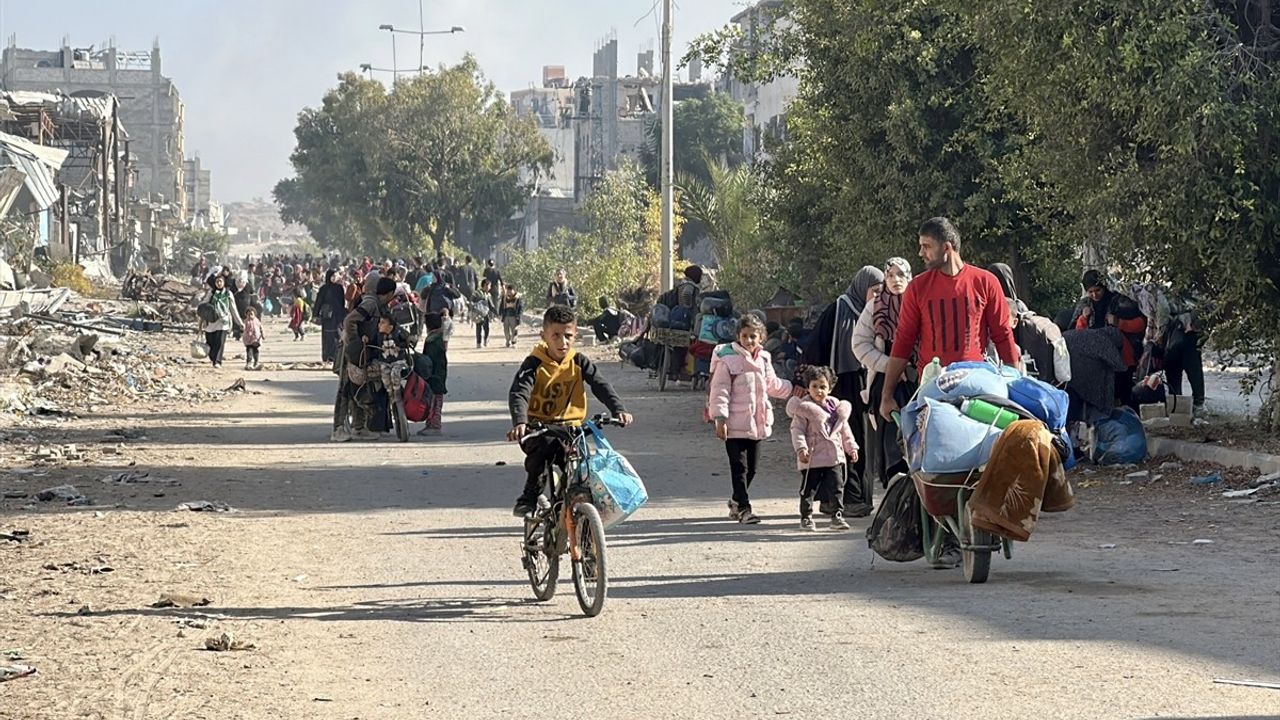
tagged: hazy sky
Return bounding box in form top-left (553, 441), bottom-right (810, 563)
top-left (1, 0), bottom-right (746, 202)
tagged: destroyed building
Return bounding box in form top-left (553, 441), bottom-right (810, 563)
top-left (0, 39), bottom-right (187, 220)
top-left (0, 91), bottom-right (130, 276)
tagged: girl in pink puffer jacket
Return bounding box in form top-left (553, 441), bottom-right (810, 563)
top-left (785, 365), bottom-right (859, 531)
top-left (707, 315), bottom-right (796, 525)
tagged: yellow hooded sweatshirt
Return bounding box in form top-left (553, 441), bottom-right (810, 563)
top-left (508, 342), bottom-right (626, 427)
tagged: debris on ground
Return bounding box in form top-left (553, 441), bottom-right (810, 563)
top-left (203, 632), bottom-right (255, 652)
top-left (99, 471), bottom-right (178, 487)
top-left (0, 530), bottom-right (29, 543)
top-left (0, 663), bottom-right (36, 682)
top-left (151, 593), bottom-right (212, 609)
top-left (175, 501), bottom-right (233, 513)
top-left (1190, 472), bottom-right (1222, 485)
top-left (34, 485), bottom-right (91, 506)
top-left (1212, 678), bottom-right (1280, 690)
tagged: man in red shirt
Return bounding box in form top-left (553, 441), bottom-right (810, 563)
top-left (879, 217), bottom-right (1021, 421)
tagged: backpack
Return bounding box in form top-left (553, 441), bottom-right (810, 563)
top-left (403, 372), bottom-right (431, 422)
top-left (669, 305), bottom-right (693, 331)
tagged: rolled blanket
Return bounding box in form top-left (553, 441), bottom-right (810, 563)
top-left (969, 420), bottom-right (1068, 542)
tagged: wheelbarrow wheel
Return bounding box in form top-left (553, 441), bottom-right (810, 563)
top-left (961, 509), bottom-right (992, 584)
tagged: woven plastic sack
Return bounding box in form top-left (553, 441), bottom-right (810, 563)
top-left (189, 340), bottom-right (209, 359)
top-left (583, 425), bottom-right (648, 528)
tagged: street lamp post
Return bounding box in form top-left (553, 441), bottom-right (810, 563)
top-left (378, 24), bottom-right (398, 80)
top-left (377, 24), bottom-right (465, 78)
top-left (359, 63), bottom-right (403, 80)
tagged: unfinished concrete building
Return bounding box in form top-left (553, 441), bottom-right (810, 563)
top-left (0, 39), bottom-right (186, 220)
top-left (572, 36), bottom-right (657, 200)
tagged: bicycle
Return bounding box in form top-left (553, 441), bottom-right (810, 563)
top-left (519, 414), bottom-right (624, 617)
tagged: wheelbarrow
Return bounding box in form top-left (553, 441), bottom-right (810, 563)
top-left (912, 469), bottom-right (1011, 584)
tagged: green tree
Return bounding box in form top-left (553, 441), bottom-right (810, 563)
top-left (677, 159), bottom-right (789, 309)
top-left (968, 0), bottom-right (1280, 426)
top-left (175, 229), bottom-right (230, 260)
top-left (642, 92), bottom-right (747, 187)
top-left (275, 58), bottom-right (554, 258)
top-left (503, 162), bottom-right (682, 315)
top-left (687, 0), bottom-right (1079, 311)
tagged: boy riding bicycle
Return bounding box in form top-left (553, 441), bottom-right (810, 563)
top-left (507, 305), bottom-right (633, 516)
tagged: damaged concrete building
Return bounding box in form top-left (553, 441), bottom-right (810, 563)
top-left (0, 40), bottom-right (194, 275)
top-left (0, 40), bottom-right (186, 218)
top-left (0, 92), bottom-right (130, 276)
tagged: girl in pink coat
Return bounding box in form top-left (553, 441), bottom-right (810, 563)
top-left (785, 365), bottom-right (860, 531)
top-left (708, 315), bottom-right (796, 524)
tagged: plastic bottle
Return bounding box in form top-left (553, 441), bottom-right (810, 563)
top-left (918, 357), bottom-right (943, 388)
top-left (960, 398), bottom-right (1020, 429)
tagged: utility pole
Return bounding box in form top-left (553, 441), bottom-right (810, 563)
top-left (660, 0), bottom-right (675, 292)
top-left (418, 0), bottom-right (425, 70)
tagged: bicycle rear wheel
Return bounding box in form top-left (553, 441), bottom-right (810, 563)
top-left (571, 502), bottom-right (608, 617)
top-left (658, 346), bottom-right (670, 391)
top-left (522, 515), bottom-right (559, 601)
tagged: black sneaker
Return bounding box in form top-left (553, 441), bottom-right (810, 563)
top-left (512, 499), bottom-right (535, 517)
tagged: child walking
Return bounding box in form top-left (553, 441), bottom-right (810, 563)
top-left (289, 296), bottom-right (307, 340)
top-left (473, 279), bottom-right (495, 348)
top-left (707, 314), bottom-right (797, 525)
top-left (418, 312), bottom-right (448, 436)
top-left (785, 365), bottom-right (859, 531)
top-left (499, 284), bottom-right (523, 347)
top-left (242, 307), bottom-right (264, 371)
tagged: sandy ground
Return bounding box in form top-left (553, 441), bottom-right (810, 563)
top-left (1, 318), bottom-right (1278, 720)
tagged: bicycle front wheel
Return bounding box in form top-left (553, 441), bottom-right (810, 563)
top-left (571, 502), bottom-right (608, 617)
top-left (392, 397), bottom-right (409, 443)
top-left (523, 514), bottom-right (559, 601)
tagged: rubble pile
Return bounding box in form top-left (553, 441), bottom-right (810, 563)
top-left (119, 271), bottom-right (204, 324)
top-left (0, 314), bottom-right (232, 421)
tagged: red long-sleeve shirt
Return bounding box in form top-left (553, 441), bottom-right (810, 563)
top-left (889, 265), bottom-right (1020, 367)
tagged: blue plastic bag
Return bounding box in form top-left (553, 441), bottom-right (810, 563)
top-left (584, 425), bottom-right (648, 528)
top-left (1091, 408), bottom-right (1148, 465)
top-left (1008, 376), bottom-right (1069, 431)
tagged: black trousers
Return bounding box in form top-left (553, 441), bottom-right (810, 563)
top-left (1164, 328), bottom-right (1205, 404)
top-left (245, 345), bottom-right (259, 365)
top-left (205, 330), bottom-right (228, 365)
top-left (520, 434), bottom-right (565, 501)
top-left (800, 466), bottom-right (842, 518)
top-left (321, 328), bottom-right (339, 363)
top-left (832, 370), bottom-right (870, 509)
top-left (476, 318), bottom-right (490, 345)
top-left (725, 438), bottom-right (760, 511)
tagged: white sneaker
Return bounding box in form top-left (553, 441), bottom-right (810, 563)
top-left (329, 428), bottom-right (352, 443)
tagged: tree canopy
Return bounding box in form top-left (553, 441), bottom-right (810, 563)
top-left (642, 91), bottom-right (746, 187)
top-left (689, 0), bottom-right (1280, 425)
top-left (503, 162), bottom-right (683, 315)
top-left (275, 57), bottom-right (554, 257)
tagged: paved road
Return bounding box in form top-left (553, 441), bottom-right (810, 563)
top-left (3, 323), bottom-right (1278, 719)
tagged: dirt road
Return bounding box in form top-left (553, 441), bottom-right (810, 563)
top-left (2, 319), bottom-right (1278, 719)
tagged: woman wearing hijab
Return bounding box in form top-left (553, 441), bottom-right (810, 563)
top-left (986, 262), bottom-right (1072, 386)
top-left (199, 273), bottom-right (243, 369)
top-left (313, 269), bottom-right (347, 364)
top-left (801, 265), bottom-right (884, 515)
top-left (852, 258), bottom-right (914, 487)
top-left (1070, 270), bottom-right (1146, 406)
